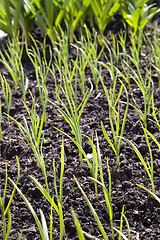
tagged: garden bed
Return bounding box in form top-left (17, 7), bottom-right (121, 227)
top-left (0, 15), bottom-right (160, 240)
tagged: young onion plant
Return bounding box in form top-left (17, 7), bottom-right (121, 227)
top-left (136, 184), bottom-right (160, 237)
top-left (74, 25), bottom-right (103, 92)
top-left (0, 157), bottom-right (20, 240)
top-left (142, 127), bottom-right (160, 151)
top-left (10, 138), bottom-right (65, 240)
top-left (121, 130), bottom-right (155, 193)
top-left (149, 36), bottom-right (160, 130)
top-left (26, 36), bottom-right (52, 123)
top-left (74, 139), bottom-right (130, 240)
top-left (50, 129), bottom-right (100, 200)
top-left (70, 43), bottom-right (97, 95)
top-left (103, 32), bottom-right (120, 68)
top-left (117, 28), bottom-right (132, 90)
top-left (0, 74), bottom-right (11, 119)
top-left (70, 43), bottom-right (88, 95)
top-left (71, 208), bottom-right (85, 240)
top-left (7, 93), bottom-right (49, 192)
top-left (0, 35), bottom-right (28, 101)
top-left (0, 97), bottom-right (2, 141)
top-left (150, 103), bottom-right (160, 132)
top-left (101, 78), bottom-right (129, 167)
top-left (50, 29), bottom-right (70, 100)
top-left (99, 39), bottom-right (117, 85)
top-left (49, 132), bottom-right (130, 240)
top-left (122, 55), bottom-right (154, 128)
top-left (48, 76), bottom-right (93, 165)
top-left (136, 126), bottom-right (160, 209)
top-left (26, 36), bottom-right (52, 85)
top-left (151, 26), bottom-right (160, 91)
top-left (137, 184), bottom-right (160, 204)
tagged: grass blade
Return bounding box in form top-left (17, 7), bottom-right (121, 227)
top-left (74, 176), bottom-right (108, 240)
top-left (137, 184), bottom-right (160, 204)
top-left (71, 208), bottom-right (85, 240)
top-left (9, 178), bottom-right (45, 240)
top-left (40, 209), bottom-right (49, 240)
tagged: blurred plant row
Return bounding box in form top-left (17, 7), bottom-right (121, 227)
top-left (0, 0), bottom-right (160, 44)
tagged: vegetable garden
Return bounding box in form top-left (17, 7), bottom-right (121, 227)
top-left (0, 0), bottom-right (160, 239)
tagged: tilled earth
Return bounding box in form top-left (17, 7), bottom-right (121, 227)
top-left (0, 17), bottom-right (160, 240)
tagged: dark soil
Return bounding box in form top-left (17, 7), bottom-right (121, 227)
top-left (0, 16), bottom-right (160, 240)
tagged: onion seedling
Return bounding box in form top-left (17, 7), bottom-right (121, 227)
top-left (10, 138), bottom-right (66, 240)
top-left (86, 135), bottom-right (99, 199)
top-left (0, 97), bottom-right (2, 141)
top-left (26, 36), bottom-right (52, 86)
top-left (0, 74), bottom-right (11, 119)
top-left (69, 43), bottom-right (88, 95)
top-left (129, 32), bottom-right (141, 67)
top-left (54, 28), bottom-right (69, 70)
top-left (73, 51), bottom-right (87, 96)
top-left (137, 184), bottom-right (160, 226)
top-left (118, 206), bottom-right (131, 240)
top-left (129, 31), bottom-right (149, 68)
top-left (0, 156), bottom-right (20, 240)
top-left (49, 29), bottom-right (70, 100)
top-left (74, 165), bottom-right (129, 240)
top-left (0, 35), bottom-right (28, 101)
top-left (96, 140), bottom-right (114, 239)
top-left (71, 208), bottom-right (85, 240)
top-left (130, 77), bottom-right (154, 129)
top-left (105, 32), bottom-right (120, 67)
top-left (49, 63), bottom-right (62, 102)
top-left (29, 137), bottom-right (65, 240)
top-left (137, 184), bottom-right (160, 204)
top-left (100, 40), bottom-right (117, 85)
top-left (74, 176), bottom-right (109, 240)
top-left (122, 56), bottom-right (154, 128)
top-left (150, 26), bottom-right (160, 91)
top-left (150, 104), bottom-right (160, 132)
top-left (142, 127), bottom-right (160, 150)
top-left (51, 129), bottom-right (100, 196)
top-left (48, 78), bottom-right (93, 164)
top-left (97, 135), bottom-right (130, 240)
top-left (117, 28), bottom-right (131, 89)
top-left (26, 36), bottom-right (52, 123)
top-left (118, 25), bottom-right (127, 56)
top-left (7, 94), bottom-right (49, 192)
top-left (10, 179), bottom-right (50, 240)
top-left (74, 25), bottom-right (103, 92)
top-left (71, 41), bottom-right (101, 94)
top-left (121, 134), bottom-right (155, 193)
top-left (101, 78), bottom-right (129, 167)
